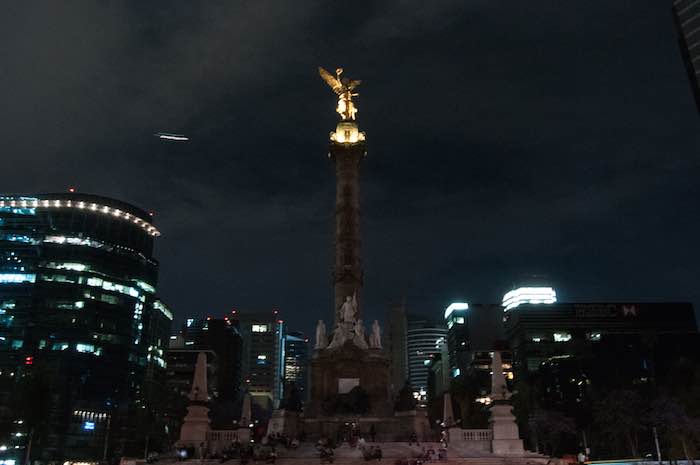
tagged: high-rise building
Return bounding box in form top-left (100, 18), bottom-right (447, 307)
top-left (387, 302), bottom-right (408, 393)
top-left (504, 301), bottom-right (698, 373)
top-left (444, 302), bottom-right (505, 377)
top-left (233, 310), bottom-right (285, 412)
top-left (406, 313), bottom-right (447, 402)
top-left (0, 193), bottom-right (172, 460)
top-left (283, 331), bottom-right (309, 401)
top-left (179, 316), bottom-right (243, 405)
top-left (673, 0), bottom-right (700, 113)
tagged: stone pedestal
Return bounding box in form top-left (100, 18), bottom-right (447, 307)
top-left (489, 403), bottom-right (524, 455)
top-left (307, 342), bottom-right (391, 418)
top-left (178, 404), bottom-right (211, 449)
top-left (395, 409), bottom-right (431, 442)
top-left (178, 352), bottom-right (211, 450)
top-left (236, 427), bottom-right (251, 443)
top-left (267, 409), bottom-right (300, 438)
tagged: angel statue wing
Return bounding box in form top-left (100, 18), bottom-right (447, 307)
top-left (319, 67), bottom-right (343, 95)
top-left (346, 79), bottom-right (362, 91)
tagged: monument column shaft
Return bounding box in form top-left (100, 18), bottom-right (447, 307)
top-left (331, 143), bottom-right (365, 326)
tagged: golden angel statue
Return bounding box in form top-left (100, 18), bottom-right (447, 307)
top-left (319, 67), bottom-right (362, 121)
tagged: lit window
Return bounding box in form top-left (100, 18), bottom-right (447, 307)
top-left (587, 332), bottom-right (601, 342)
top-left (99, 294), bottom-right (118, 305)
top-left (52, 342), bottom-right (69, 351)
top-left (135, 280), bottom-right (155, 293)
top-left (0, 273), bottom-right (36, 284)
top-left (252, 324), bottom-right (268, 333)
top-left (455, 316), bottom-right (465, 324)
top-left (154, 300), bottom-right (173, 320)
top-left (42, 262), bottom-right (87, 272)
top-left (10, 340), bottom-right (23, 350)
top-left (76, 343), bottom-right (96, 353)
top-left (451, 368), bottom-right (461, 377)
top-left (553, 332), bottom-right (572, 342)
top-left (531, 336), bottom-right (543, 343)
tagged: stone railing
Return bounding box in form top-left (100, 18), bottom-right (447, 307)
top-left (453, 429), bottom-right (492, 441)
top-left (206, 430), bottom-right (239, 442)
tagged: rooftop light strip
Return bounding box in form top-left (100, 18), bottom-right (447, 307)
top-left (0, 198), bottom-right (160, 237)
top-left (444, 302), bottom-right (469, 320)
top-left (502, 287), bottom-right (557, 311)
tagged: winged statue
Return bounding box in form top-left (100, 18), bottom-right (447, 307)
top-left (319, 67), bottom-right (362, 121)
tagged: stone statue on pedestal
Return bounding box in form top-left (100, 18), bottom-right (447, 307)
top-left (353, 319), bottom-right (368, 349)
top-left (340, 294), bottom-right (358, 323)
top-left (327, 324), bottom-right (347, 349)
top-left (315, 320), bottom-right (327, 349)
top-left (369, 320), bottom-right (382, 349)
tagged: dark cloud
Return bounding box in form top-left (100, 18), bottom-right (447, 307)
top-left (1, 0), bottom-right (698, 335)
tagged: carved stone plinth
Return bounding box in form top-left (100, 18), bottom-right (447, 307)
top-left (307, 341), bottom-right (391, 418)
top-left (489, 403), bottom-right (524, 455)
top-left (267, 409), bottom-right (300, 438)
top-left (178, 404), bottom-right (211, 448)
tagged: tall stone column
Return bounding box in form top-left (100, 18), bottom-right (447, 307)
top-left (178, 352), bottom-right (211, 451)
top-left (329, 121), bottom-right (367, 326)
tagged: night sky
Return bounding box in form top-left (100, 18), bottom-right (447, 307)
top-left (2, 1), bottom-right (699, 336)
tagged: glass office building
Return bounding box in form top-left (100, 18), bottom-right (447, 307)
top-left (0, 193), bottom-right (172, 461)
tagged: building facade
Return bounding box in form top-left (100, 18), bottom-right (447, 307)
top-left (444, 302), bottom-right (506, 377)
top-left (504, 301), bottom-right (698, 374)
top-left (283, 331), bottom-right (309, 401)
top-left (673, 0), bottom-right (700, 113)
top-left (233, 311), bottom-right (285, 413)
top-left (0, 193), bottom-right (172, 461)
top-left (406, 313), bottom-right (447, 402)
top-left (387, 301), bottom-right (408, 394)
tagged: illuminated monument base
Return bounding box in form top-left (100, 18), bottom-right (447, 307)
top-left (303, 339), bottom-right (431, 442)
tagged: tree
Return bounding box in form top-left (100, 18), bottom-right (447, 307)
top-left (648, 396), bottom-right (700, 462)
top-left (594, 390), bottom-right (645, 457)
top-left (529, 409), bottom-right (577, 456)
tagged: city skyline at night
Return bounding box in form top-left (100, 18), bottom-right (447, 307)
top-left (1, 1), bottom-right (698, 337)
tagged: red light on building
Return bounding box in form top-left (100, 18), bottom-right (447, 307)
top-left (273, 309), bottom-right (279, 314)
top-left (277, 319), bottom-right (284, 324)
top-left (68, 187), bottom-right (76, 193)
top-left (207, 316), bottom-right (211, 320)
top-left (24, 356), bottom-right (33, 366)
